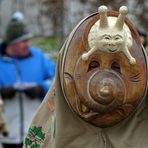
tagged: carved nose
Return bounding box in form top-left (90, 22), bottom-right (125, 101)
top-left (108, 43), bottom-right (115, 46)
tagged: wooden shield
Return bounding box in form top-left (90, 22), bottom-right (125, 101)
top-left (61, 11), bottom-right (148, 127)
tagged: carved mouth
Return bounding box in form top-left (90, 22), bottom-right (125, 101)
top-left (108, 48), bottom-right (118, 52)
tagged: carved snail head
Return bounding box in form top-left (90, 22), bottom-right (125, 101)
top-left (61, 5), bottom-right (148, 127)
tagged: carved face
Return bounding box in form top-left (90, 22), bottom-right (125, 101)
top-left (95, 29), bottom-right (125, 53)
top-left (84, 17), bottom-right (135, 64)
top-left (61, 12), bottom-right (147, 127)
top-left (88, 16), bottom-right (132, 53)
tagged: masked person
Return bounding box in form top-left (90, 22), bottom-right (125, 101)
top-left (23, 6), bottom-right (148, 148)
top-left (0, 12), bottom-right (55, 148)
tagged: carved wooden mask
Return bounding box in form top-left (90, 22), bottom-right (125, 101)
top-left (61, 6), bottom-right (148, 127)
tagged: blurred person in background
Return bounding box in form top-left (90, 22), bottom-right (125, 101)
top-left (0, 11), bottom-right (55, 148)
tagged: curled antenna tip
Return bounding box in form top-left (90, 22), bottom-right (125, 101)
top-left (119, 6), bottom-right (128, 15)
top-left (98, 5), bottom-right (108, 14)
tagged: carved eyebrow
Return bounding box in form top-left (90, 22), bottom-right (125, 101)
top-left (100, 34), bottom-right (112, 39)
top-left (113, 35), bottom-right (123, 39)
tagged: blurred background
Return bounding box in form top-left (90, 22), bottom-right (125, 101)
top-left (0, 1), bottom-right (147, 148)
top-left (0, 0), bottom-right (147, 60)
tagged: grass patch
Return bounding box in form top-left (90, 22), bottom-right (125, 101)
top-left (31, 37), bottom-right (61, 61)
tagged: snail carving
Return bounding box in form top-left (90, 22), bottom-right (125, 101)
top-left (82, 6), bottom-right (136, 65)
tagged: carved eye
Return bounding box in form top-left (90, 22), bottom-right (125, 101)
top-left (104, 36), bottom-right (110, 40)
top-left (88, 61), bottom-right (100, 71)
top-left (114, 35), bottom-right (122, 40)
top-left (115, 37), bottom-right (120, 40)
top-left (111, 62), bottom-right (121, 73)
top-left (101, 35), bottom-right (111, 40)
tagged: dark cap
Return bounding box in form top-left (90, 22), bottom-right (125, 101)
top-left (5, 12), bottom-right (32, 44)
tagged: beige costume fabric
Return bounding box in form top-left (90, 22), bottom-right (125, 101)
top-left (23, 10), bottom-right (148, 148)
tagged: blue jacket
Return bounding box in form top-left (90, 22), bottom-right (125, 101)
top-left (0, 44), bottom-right (56, 95)
top-left (0, 42), bottom-right (56, 144)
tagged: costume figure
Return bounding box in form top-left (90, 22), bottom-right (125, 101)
top-left (23, 6), bottom-right (148, 148)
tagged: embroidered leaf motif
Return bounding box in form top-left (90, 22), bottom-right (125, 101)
top-left (34, 127), bottom-right (45, 140)
top-left (25, 138), bottom-right (32, 145)
top-left (25, 126), bottom-right (45, 148)
top-left (30, 144), bottom-right (40, 148)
